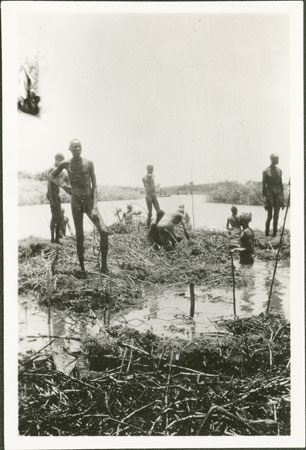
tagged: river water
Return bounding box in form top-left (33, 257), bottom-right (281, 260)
top-left (18, 194), bottom-right (290, 240)
top-left (19, 259), bottom-right (289, 373)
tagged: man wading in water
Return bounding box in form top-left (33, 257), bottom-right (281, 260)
top-left (226, 206), bottom-right (241, 232)
top-left (47, 153), bottom-right (65, 244)
top-left (49, 139), bottom-right (109, 274)
top-left (142, 165), bottom-right (160, 228)
top-left (262, 153), bottom-right (285, 237)
top-left (230, 212), bottom-right (255, 265)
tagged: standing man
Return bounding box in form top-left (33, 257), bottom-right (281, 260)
top-left (60, 208), bottom-right (73, 237)
top-left (49, 139), bottom-right (109, 273)
top-left (262, 154), bottom-right (285, 237)
top-left (47, 153), bottom-right (65, 244)
top-left (142, 165), bottom-right (160, 228)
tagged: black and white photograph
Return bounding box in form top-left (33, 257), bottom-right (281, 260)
top-left (2, 1), bottom-right (304, 448)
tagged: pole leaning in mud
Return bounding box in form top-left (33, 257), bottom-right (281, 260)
top-left (189, 282), bottom-right (195, 318)
top-left (266, 188), bottom-right (290, 315)
top-left (230, 253), bottom-right (237, 317)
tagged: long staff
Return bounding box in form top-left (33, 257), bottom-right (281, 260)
top-left (230, 252), bottom-right (237, 317)
top-left (266, 183), bottom-right (290, 314)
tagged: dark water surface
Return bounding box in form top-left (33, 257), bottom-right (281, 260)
top-left (19, 259), bottom-right (289, 373)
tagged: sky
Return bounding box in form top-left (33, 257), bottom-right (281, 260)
top-left (18, 12), bottom-right (290, 187)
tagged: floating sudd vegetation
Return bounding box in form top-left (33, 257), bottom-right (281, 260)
top-left (18, 228), bottom-right (290, 314)
top-left (19, 314), bottom-right (290, 436)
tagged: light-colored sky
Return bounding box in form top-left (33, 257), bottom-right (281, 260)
top-left (18, 13), bottom-right (290, 187)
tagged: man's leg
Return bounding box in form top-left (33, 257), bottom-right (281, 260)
top-left (152, 195), bottom-right (160, 213)
top-left (71, 200), bottom-right (85, 271)
top-left (54, 198), bottom-right (62, 243)
top-left (146, 195), bottom-right (153, 228)
top-left (265, 207), bottom-right (272, 237)
top-left (50, 212), bottom-right (56, 243)
top-left (265, 192), bottom-right (273, 237)
top-left (86, 204), bottom-right (109, 273)
top-left (272, 204), bottom-right (281, 237)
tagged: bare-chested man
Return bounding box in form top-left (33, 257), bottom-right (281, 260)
top-left (149, 205), bottom-right (190, 250)
top-left (142, 165), bottom-right (160, 228)
top-left (123, 204), bottom-right (141, 225)
top-left (226, 206), bottom-right (241, 232)
top-left (230, 212), bottom-right (255, 265)
top-left (47, 153), bottom-right (65, 243)
top-left (49, 139), bottom-right (109, 273)
top-left (262, 153), bottom-right (285, 237)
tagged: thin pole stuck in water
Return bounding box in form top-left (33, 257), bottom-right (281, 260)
top-left (47, 269), bottom-right (51, 324)
top-left (191, 189), bottom-right (195, 230)
top-left (108, 271), bottom-right (112, 325)
top-left (230, 253), bottom-right (237, 318)
top-left (266, 191), bottom-right (290, 315)
top-left (189, 282), bottom-right (195, 318)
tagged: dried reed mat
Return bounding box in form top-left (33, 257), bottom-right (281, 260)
top-left (19, 314), bottom-right (290, 436)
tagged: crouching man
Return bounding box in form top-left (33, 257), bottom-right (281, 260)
top-left (149, 205), bottom-right (190, 250)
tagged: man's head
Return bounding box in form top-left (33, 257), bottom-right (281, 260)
top-left (147, 164), bottom-right (154, 174)
top-left (55, 153), bottom-right (64, 167)
top-left (127, 204), bottom-right (133, 211)
top-left (270, 153), bottom-right (279, 165)
top-left (231, 206), bottom-right (238, 216)
top-left (69, 139), bottom-right (82, 158)
top-left (178, 204), bottom-right (185, 214)
top-left (239, 212), bottom-right (252, 228)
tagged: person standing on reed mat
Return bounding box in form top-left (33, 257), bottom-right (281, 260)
top-left (262, 153), bottom-right (285, 237)
top-left (49, 139), bottom-right (109, 274)
top-left (142, 164), bottom-right (161, 228)
top-left (47, 153), bottom-right (65, 244)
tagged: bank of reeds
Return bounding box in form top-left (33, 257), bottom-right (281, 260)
top-left (19, 314), bottom-right (290, 436)
top-left (18, 228), bottom-right (290, 313)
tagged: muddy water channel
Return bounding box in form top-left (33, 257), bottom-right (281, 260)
top-left (19, 259), bottom-right (289, 374)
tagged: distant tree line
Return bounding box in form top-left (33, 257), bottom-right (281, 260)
top-left (162, 180), bottom-right (289, 206)
top-left (18, 172), bottom-right (289, 206)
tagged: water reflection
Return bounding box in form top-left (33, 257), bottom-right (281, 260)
top-left (19, 260), bottom-right (290, 354)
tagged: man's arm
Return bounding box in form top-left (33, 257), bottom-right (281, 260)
top-left (49, 162), bottom-right (71, 195)
top-left (226, 217), bottom-right (230, 230)
top-left (47, 169), bottom-right (56, 204)
top-left (142, 175), bottom-right (149, 192)
top-left (279, 169), bottom-right (285, 208)
top-left (89, 161), bottom-right (98, 208)
top-left (262, 170), bottom-right (267, 197)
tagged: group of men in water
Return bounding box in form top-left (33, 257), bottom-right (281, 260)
top-left (47, 142), bottom-right (285, 274)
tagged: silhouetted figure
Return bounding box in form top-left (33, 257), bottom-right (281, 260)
top-left (262, 154), bottom-right (284, 237)
top-left (230, 212), bottom-right (255, 265)
top-left (226, 206), bottom-right (241, 232)
top-left (50, 139), bottom-right (109, 274)
top-left (60, 208), bottom-right (72, 237)
top-left (47, 153), bottom-right (65, 243)
top-left (142, 165), bottom-right (160, 228)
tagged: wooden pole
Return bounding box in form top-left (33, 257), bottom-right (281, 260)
top-left (230, 253), bottom-right (237, 318)
top-left (266, 192), bottom-right (290, 314)
top-left (108, 271), bottom-right (112, 325)
top-left (189, 282), bottom-right (195, 318)
top-left (191, 189), bottom-right (195, 230)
